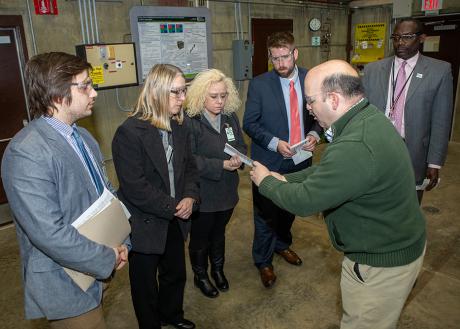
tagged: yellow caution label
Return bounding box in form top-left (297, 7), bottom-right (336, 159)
top-left (90, 66), bottom-right (105, 85)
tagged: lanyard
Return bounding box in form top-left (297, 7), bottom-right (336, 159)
top-left (389, 60), bottom-right (415, 117)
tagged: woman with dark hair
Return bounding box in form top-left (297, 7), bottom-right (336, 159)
top-left (112, 64), bottom-right (199, 329)
top-left (184, 69), bottom-right (247, 298)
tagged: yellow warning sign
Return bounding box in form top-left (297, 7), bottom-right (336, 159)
top-left (351, 23), bottom-right (386, 64)
top-left (90, 66), bottom-right (104, 85)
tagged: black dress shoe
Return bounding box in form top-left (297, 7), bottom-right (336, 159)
top-left (161, 318), bottom-right (196, 329)
top-left (211, 270), bottom-right (229, 291)
top-left (194, 275), bottom-right (219, 298)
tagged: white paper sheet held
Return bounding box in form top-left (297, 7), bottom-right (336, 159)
top-left (289, 138), bottom-right (313, 165)
top-left (224, 143), bottom-right (254, 167)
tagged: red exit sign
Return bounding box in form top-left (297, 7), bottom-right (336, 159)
top-left (422, 0), bottom-right (443, 11)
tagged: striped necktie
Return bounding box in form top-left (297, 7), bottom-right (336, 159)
top-left (72, 128), bottom-right (104, 195)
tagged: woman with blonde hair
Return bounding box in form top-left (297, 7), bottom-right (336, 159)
top-left (112, 64), bottom-right (199, 329)
top-left (184, 68), bottom-right (247, 298)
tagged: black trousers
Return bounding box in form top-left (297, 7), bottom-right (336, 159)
top-left (129, 219), bottom-right (186, 329)
top-left (189, 209), bottom-right (234, 251)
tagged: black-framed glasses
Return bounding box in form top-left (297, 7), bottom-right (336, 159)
top-left (269, 50), bottom-right (294, 64)
top-left (170, 87), bottom-right (187, 98)
top-left (70, 79), bottom-right (94, 91)
top-left (390, 32), bottom-right (421, 43)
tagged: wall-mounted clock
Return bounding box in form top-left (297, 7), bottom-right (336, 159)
top-left (309, 18), bottom-right (322, 32)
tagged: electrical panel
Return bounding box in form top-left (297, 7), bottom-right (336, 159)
top-left (75, 43), bottom-right (138, 90)
top-left (393, 0), bottom-right (412, 18)
top-left (232, 40), bottom-right (253, 81)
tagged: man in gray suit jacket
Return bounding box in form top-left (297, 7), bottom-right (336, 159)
top-left (1, 52), bottom-right (128, 329)
top-left (362, 18), bottom-right (453, 202)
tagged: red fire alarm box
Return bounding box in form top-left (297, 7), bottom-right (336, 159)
top-left (34, 0), bottom-right (58, 15)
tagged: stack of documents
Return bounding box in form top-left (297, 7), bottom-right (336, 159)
top-left (65, 188), bottom-right (131, 291)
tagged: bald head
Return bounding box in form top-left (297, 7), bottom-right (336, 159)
top-left (309, 60), bottom-right (359, 79)
top-left (305, 60), bottom-right (363, 101)
top-left (304, 60), bottom-right (364, 128)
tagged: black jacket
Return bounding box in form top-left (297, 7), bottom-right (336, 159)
top-left (112, 116), bottom-right (199, 254)
top-left (186, 112), bottom-right (247, 212)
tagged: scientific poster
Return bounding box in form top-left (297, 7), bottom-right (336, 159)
top-left (137, 16), bottom-right (208, 80)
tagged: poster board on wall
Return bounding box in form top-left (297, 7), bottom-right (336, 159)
top-left (129, 6), bottom-right (212, 82)
top-left (351, 23), bottom-right (386, 64)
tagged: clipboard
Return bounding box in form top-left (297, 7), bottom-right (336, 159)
top-left (64, 198), bottom-right (131, 291)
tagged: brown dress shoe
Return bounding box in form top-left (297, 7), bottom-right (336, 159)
top-left (259, 266), bottom-right (277, 288)
top-left (276, 248), bottom-right (302, 266)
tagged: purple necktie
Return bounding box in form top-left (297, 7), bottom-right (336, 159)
top-left (392, 61), bottom-right (407, 135)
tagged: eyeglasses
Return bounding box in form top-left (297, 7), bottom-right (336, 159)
top-left (207, 93), bottom-right (228, 101)
top-left (269, 50), bottom-right (294, 64)
top-left (170, 87), bottom-right (187, 98)
top-left (305, 92), bottom-right (323, 106)
top-left (390, 32), bottom-right (421, 43)
top-left (70, 79), bottom-right (94, 91)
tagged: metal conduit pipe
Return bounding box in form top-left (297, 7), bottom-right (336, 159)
top-left (205, 0), bottom-right (347, 10)
top-left (82, 0), bottom-right (90, 44)
top-left (238, 2), bottom-right (243, 39)
top-left (234, 3), bottom-right (239, 38)
top-left (25, 0), bottom-right (38, 54)
top-left (92, 0), bottom-right (100, 43)
top-left (78, 0), bottom-right (86, 44)
top-left (87, 0), bottom-right (95, 43)
top-left (248, 2), bottom-right (251, 43)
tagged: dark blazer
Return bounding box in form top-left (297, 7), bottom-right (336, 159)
top-left (362, 54), bottom-right (453, 183)
top-left (243, 67), bottom-right (322, 171)
top-left (112, 116), bottom-right (200, 254)
top-left (185, 112), bottom-right (247, 212)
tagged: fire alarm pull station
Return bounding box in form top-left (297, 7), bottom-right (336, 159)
top-left (75, 43), bottom-right (139, 90)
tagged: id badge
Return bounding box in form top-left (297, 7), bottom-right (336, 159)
top-left (225, 127), bottom-right (235, 141)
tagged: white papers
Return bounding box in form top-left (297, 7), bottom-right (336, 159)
top-left (416, 178), bottom-right (430, 191)
top-left (224, 143), bottom-right (254, 167)
top-left (416, 178), bottom-right (440, 191)
top-left (72, 188), bottom-right (116, 228)
top-left (289, 138), bottom-right (313, 165)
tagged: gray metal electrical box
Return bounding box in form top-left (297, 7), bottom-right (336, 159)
top-left (393, 0), bottom-right (412, 18)
top-left (232, 40), bottom-right (253, 81)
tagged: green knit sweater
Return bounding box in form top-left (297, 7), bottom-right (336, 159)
top-left (260, 98), bottom-right (426, 267)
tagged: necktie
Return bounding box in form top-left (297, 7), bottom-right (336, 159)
top-left (72, 128), bottom-right (104, 195)
top-left (289, 80), bottom-right (301, 145)
top-left (392, 61), bottom-right (407, 135)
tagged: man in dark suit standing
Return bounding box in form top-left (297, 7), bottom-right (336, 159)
top-left (362, 18), bottom-right (453, 202)
top-left (243, 31), bottom-right (322, 288)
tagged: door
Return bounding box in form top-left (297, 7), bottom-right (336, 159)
top-left (418, 14), bottom-right (460, 141)
top-left (0, 16), bottom-right (29, 206)
top-left (251, 19), bottom-right (293, 77)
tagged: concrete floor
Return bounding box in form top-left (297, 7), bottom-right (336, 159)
top-left (0, 142), bottom-right (459, 329)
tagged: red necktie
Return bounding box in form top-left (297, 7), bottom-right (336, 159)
top-left (289, 80), bottom-right (301, 145)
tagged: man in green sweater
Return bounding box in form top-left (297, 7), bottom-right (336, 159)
top-left (250, 60), bottom-right (426, 329)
